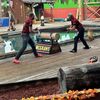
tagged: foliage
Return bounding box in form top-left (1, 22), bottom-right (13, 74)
top-left (1, 0), bottom-right (9, 8)
top-left (56, 0), bottom-right (78, 4)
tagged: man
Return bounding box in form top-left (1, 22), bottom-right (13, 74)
top-left (8, 11), bottom-right (16, 31)
top-left (13, 12), bottom-right (42, 64)
top-left (67, 13), bottom-right (90, 53)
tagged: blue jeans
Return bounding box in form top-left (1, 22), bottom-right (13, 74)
top-left (15, 34), bottom-right (38, 59)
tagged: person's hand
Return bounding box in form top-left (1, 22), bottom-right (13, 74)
top-left (67, 27), bottom-right (71, 31)
top-left (34, 27), bottom-right (38, 31)
top-left (32, 28), bottom-right (38, 33)
top-left (32, 28), bottom-right (40, 35)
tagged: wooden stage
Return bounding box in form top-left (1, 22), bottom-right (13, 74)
top-left (0, 38), bottom-right (100, 85)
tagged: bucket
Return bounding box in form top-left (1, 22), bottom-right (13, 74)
top-left (0, 17), bottom-right (9, 27)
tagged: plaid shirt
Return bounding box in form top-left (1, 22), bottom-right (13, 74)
top-left (71, 17), bottom-right (83, 31)
top-left (22, 18), bottom-right (32, 34)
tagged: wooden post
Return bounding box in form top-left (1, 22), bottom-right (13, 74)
top-left (78, 0), bottom-right (82, 21)
top-left (49, 3), bottom-right (54, 22)
top-left (83, 0), bottom-right (87, 20)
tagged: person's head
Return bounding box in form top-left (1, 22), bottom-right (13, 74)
top-left (67, 13), bottom-right (73, 21)
top-left (28, 12), bottom-right (35, 20)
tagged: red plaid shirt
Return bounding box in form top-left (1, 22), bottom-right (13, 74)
top-left (71, 17), bottom-right (83, 31)
top-left (22, 18), bottom-right (33, 34)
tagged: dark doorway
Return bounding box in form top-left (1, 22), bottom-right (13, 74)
top-left (34, 3), bottom-right (44, 20)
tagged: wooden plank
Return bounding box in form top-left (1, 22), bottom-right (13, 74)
top-left (84, 2), bottom-right (100, 4)
top-left (0, 38), bottom-right (99, 85)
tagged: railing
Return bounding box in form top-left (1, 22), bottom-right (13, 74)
top-left (83, 0), bottom-right (100, 20)
top-left (22, 0), bottom-right (54, 3)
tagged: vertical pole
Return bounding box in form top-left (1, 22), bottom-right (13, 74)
top-left (78, 0), bottom-right (82, 21)
top-left (50, 3), bottom-right (53, 22)
top-left (51, 7), bottom-right (53, 20)
top-left (82, 0), bottom-right (85, 20)
top-left (81, 0), bottom-right (84, 20)
top-left (0, 0), bottom-right (2, 17)
top-left (84, 0), bottom-right (88, 20)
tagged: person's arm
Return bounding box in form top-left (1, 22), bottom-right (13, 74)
top-left (29, 21), bottom-right (37, 33)
top-left (28, 20), bottom-right (38, 33)
top-left (29, 25), bottom-right (38, 34)
top-left (29, 25), bottom-right (33, 33)
top-left (69, 25), bottom-right (76, 30)
top-left (67, 25), bottom-right (76, 31)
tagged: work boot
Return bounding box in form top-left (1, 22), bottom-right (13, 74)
top-left (69, 49), bottom-right (77, 53)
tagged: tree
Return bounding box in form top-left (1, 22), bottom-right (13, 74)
top-left (2, 0), bottom-right (9, 8)
top-left (1, 0), bottom-right (9, 17)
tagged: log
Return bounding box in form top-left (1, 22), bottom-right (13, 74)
top-left (40, 33), bottom-right (60, 40)
top-left (58, 63), bottom-right (100, 93)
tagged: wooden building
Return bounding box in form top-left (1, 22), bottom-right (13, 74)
top-left (10, 0), bottom-right (54, 23)
top-left (10, 0), bottom-right (100, 23)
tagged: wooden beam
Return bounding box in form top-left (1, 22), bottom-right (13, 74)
top-left (78, 0), bottom-right (82, 21)
top-left (84, 2), bottom-right (100, 4)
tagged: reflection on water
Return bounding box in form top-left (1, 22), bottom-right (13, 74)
top-left (0, 34), bottom-right (38, 55)
top-left (58, 32), bottom-right (76, 42)
top-left (4, 39), bottom-right (15, 53)
top-left (0, 32), bottom-right (82, 55)
top-left (0, 31), bottom-right (99, 55)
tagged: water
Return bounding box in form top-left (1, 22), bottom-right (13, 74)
top-left (0, 31), bottom-right (99, 55)
top-left (58, 32), bottom-right (76, 43)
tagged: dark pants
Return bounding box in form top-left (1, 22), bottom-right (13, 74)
top-left (15, 34), bottom-right (38, 60)
top-left (73, 28), bottom-right (89, 51)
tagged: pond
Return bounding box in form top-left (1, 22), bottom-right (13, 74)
top-left (0, 31), bottom-right (99, 56)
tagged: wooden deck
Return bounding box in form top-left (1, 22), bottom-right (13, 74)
top-left (0, 38), bottom-right (100, 85)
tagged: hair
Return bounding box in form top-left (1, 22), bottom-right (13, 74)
top-left (28, 12), bottom-right (34, 17)
top-left (68, 13), bottom-right (73, 18)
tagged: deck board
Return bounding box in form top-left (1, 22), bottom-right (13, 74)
top-left (0, 38), bottom-right (100, 85)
